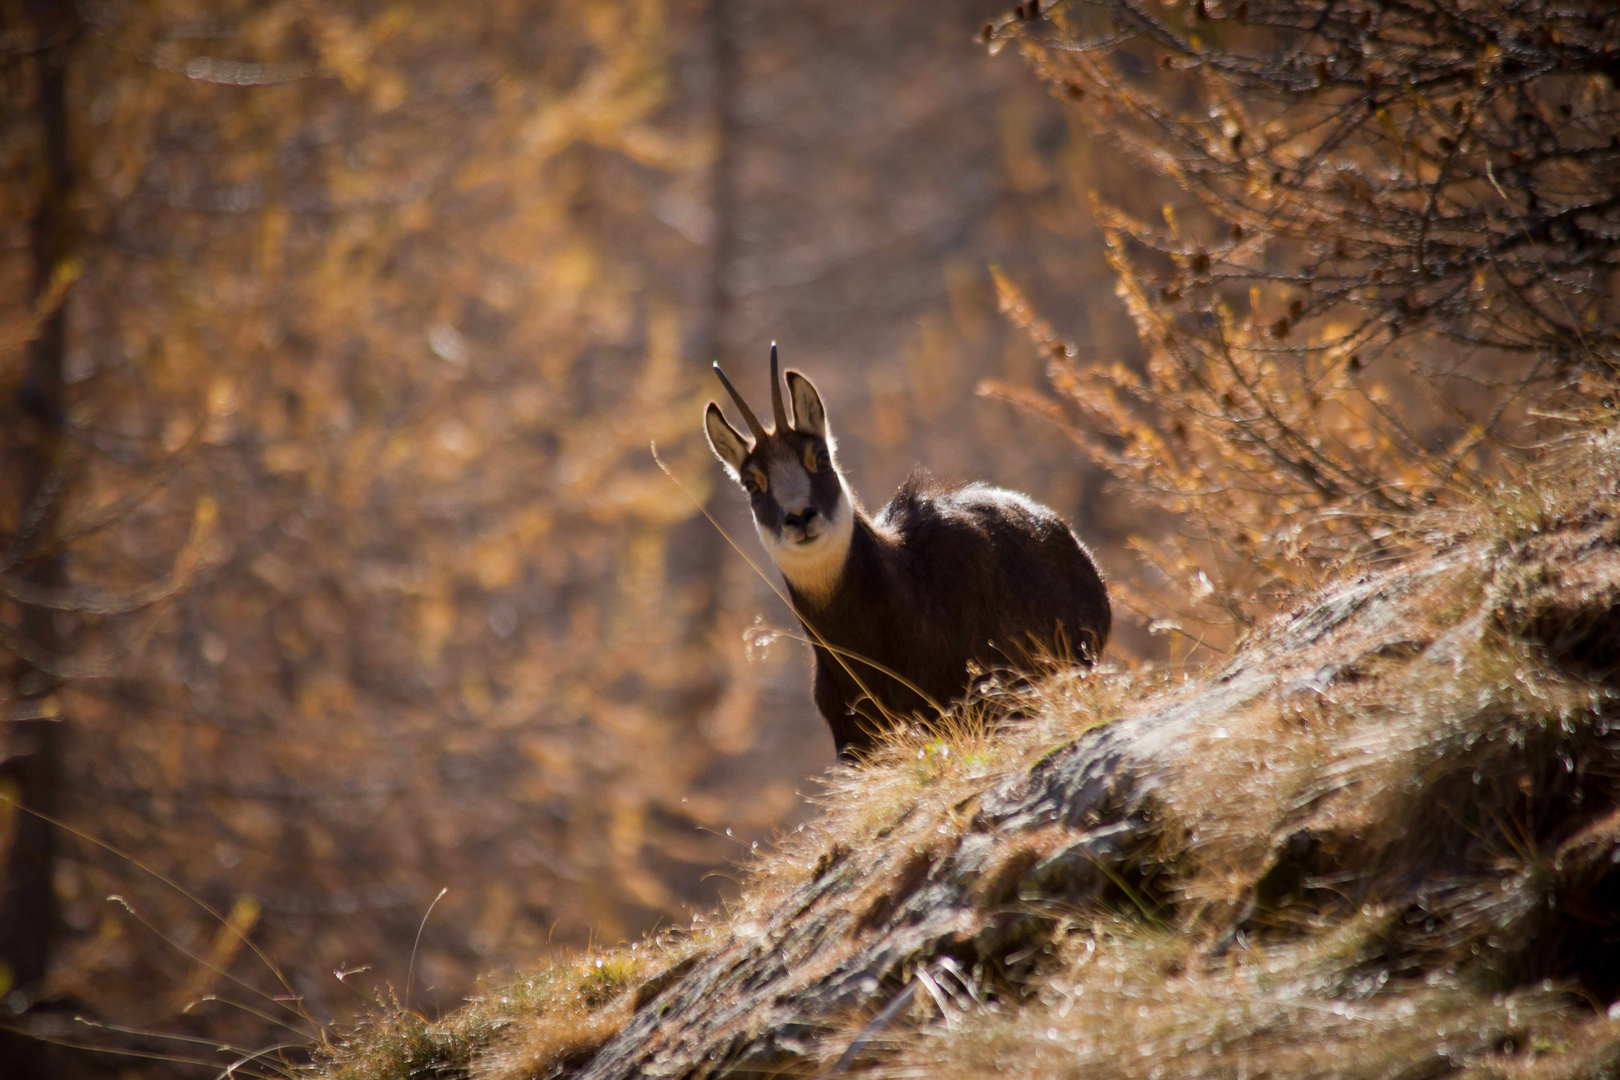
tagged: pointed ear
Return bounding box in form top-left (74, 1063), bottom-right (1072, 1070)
top-left (785, 370), bottom-right (828, 439)
top-left (704, 402), bottom-right (751, 475)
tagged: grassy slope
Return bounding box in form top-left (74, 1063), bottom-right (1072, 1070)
top-left (315, 422), bottom-right (1620, 1080)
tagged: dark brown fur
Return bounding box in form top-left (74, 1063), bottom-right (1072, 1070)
top-left (706, 350), bottom-right (1111, 758)
top-left (792, 475), bottom-right (1110, 755)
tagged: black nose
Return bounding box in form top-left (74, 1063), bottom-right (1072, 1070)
top-left (783, 507), bottom-right (819, 530)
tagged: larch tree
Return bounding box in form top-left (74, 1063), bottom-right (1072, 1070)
top-left (984, 0), bottom-right (1619, 648)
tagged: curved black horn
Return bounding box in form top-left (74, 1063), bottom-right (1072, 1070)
top-left (713, 361), bottom-right (767, 442)
top-left (770, 341), bottom-right (789, 432)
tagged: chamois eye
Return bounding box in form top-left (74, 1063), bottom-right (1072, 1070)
top-left (745, 468), bottom-right (768, 495)
top-left (804, 443), bottom-right (830, 472)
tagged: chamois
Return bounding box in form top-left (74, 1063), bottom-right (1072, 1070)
top-left (704, 344), bottom-right (1111, 756)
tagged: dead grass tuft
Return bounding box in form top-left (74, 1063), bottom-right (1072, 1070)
top-left (312, 934), bottom-right (709, 1080)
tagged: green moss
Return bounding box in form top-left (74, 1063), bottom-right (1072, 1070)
top-left (318, 1014), bottom-right (479, 1080)
top-left (578, 956), bottom-right (638, 1007)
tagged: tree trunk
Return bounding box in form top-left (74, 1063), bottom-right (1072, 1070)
top-left (0, 4), bottom-right (74, 1076)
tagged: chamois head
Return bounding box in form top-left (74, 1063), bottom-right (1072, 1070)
top-left (704, 344), bottom-right (855, 602)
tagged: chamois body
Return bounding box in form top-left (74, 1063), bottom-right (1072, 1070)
top-left (791, 478), bottom-right (1109, 753)
top-left (705, 346), bottom-right (1110, 756)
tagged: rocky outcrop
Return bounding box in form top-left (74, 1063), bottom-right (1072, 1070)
top-left (561, 441), bottom-right (1620, 1078)
top-left (318, 431), bottom-right (1620, 1080)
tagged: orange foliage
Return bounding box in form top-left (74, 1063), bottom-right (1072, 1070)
top-left (982, 0), bottom-right (1619, 651)
top-left (0, 2), bottom-right (1123, 1072)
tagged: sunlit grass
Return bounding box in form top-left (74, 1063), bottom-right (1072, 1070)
top-left (309, 423), bottom-right (1620, 1080)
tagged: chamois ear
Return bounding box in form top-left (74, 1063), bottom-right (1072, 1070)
top-left (785, 370), bottom-right (828, 439)
top-left (704, 401), bottom-right (751, 475)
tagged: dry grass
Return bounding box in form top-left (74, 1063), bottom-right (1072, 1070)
top-left (311, 418), bottom-right (1620, 1079)
top-left (878, 919), bottom-right (1620, 1080)
top-left (312, 934), bottom-right (709, 1080)
top-left (835, 421), bottom-right (1620, 1080)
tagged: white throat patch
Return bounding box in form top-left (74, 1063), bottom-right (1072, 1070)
top-left (758, 483), bottom-right (855, 607)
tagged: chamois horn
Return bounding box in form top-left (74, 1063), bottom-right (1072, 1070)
top-left (770, 341), bottom-right (789, 432)
top-left (712, 361), bottom-right (767, 443)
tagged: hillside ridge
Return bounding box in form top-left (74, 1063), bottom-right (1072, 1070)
top-left (323, 426), bottom-right (1620, 1080)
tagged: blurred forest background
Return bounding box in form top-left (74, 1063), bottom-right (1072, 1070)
top-left (2, 0), bottom-right (1615, 1075)
top-left (0, 0), bottom-right (1141, 1069)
